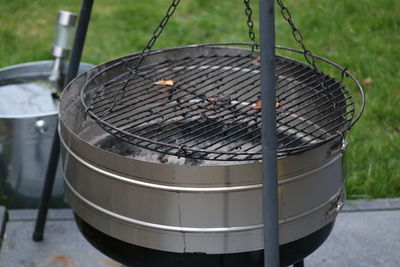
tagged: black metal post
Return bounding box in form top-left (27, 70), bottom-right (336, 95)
top-left (65, 0), bottom-right (94, 85)
top-left (32, 132), bottom-right (60, 241)
top-left (32, 0), bottom-right (94, 242)
top-left (259, 0), bottom-right (279, 266)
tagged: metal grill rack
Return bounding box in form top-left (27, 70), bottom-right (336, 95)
top-left (83, 45), bottom-right (355, 161)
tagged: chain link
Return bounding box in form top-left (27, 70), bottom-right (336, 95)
top-left (106, 0), bottom-right (181, 112)
top-left (243, 0), bottom-right (257, 51)
top-left (276, 0), bottom-right (346, 124)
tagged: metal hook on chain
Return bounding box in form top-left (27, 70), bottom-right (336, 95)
top-left (84, 107), bottom-right (92, 120)
top-left (340, 67), bottom-right (349, 83)
top-left (177, 144), bottom-right (187, 159)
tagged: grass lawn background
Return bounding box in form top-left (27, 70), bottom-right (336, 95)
top-left (0, 0), bottom-right (399, 200)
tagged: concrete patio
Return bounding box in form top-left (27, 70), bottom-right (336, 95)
top-left (0, 198), bottom-right (399, 267)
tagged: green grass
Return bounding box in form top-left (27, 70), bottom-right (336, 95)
top-left (0, 0), bottom-right (399, 199)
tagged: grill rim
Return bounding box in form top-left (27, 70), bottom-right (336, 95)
top-left (79, 43), bottom-right (365, 161)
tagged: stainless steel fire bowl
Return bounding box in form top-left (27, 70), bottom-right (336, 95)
top-left (59, 44), bottom-right (364, 254)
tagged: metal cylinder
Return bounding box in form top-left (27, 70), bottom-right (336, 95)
top-left (0, 61), bottom-right (92, 208)
top-left (51, 11), bottom-right (78, 58)
top-left (259, 0), bottom-right (279, 265)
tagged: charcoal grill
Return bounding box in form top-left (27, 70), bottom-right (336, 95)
top-left (59, 43), bottom-right (364, 267)
top-left (46, 0), bottom-right (366, 266)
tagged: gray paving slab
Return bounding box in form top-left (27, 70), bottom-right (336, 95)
top-left (0, 199), bottom-right (399, 267)
top-left (343, 198), bottom-right (400, 212)
top-left (0, 211), bottom-right (120, 267)
top-left (306, 210), bottom-right (400, 267)
top-left (7, 209), bottom-right (73, 221)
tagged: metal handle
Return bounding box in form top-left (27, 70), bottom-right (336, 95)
top-left (328, 139), bottom-right (348, 156)
top-left (34, 120), bottom-right (49, 134)
top-left (323, 191), bottom-right (345, 219)
top-left (325, 200), bottom-right (344, 218)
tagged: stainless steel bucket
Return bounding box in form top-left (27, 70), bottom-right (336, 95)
top-left (0, 60), bottom-right (93, 208)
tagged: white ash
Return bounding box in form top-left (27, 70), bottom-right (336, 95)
top-left (90, 133), bottom-right (259, 166)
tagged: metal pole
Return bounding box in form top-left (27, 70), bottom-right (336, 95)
top-left (32, 132), bottom-right (60, 241)
top-left (65, 0), bottom-right (94, 84)
top-left (259, 0), bottom-right (280, 266)
top-left (32, 0), bottom-right (94, 242)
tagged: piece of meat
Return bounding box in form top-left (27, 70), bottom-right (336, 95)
top-left (153, 79), bottom-right (174, 86)
top-left (207, 93), bottom-right (230, 103)
top-left (252, 100), bottom-right (281, 110)
top-left (252, 56), bottom-right (260, 66)
top-left (201, 112), bottom-right (218, 121)
top-left (159, 154), bottom-right (169, 163)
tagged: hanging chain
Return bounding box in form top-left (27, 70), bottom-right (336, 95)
top-left (276, 0), bottom-right (315, 67)
top-left (134, 0), bottom-right (181, 70)
top-left (105, 0), bottom-right (181, 113)
top-left (243, 0), bottom-right (257, 52)
top-left (276, 0), bottom-right (346, 126)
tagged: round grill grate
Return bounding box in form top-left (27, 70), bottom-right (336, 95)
top-left (82, 45), bottom-right (356, 161)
